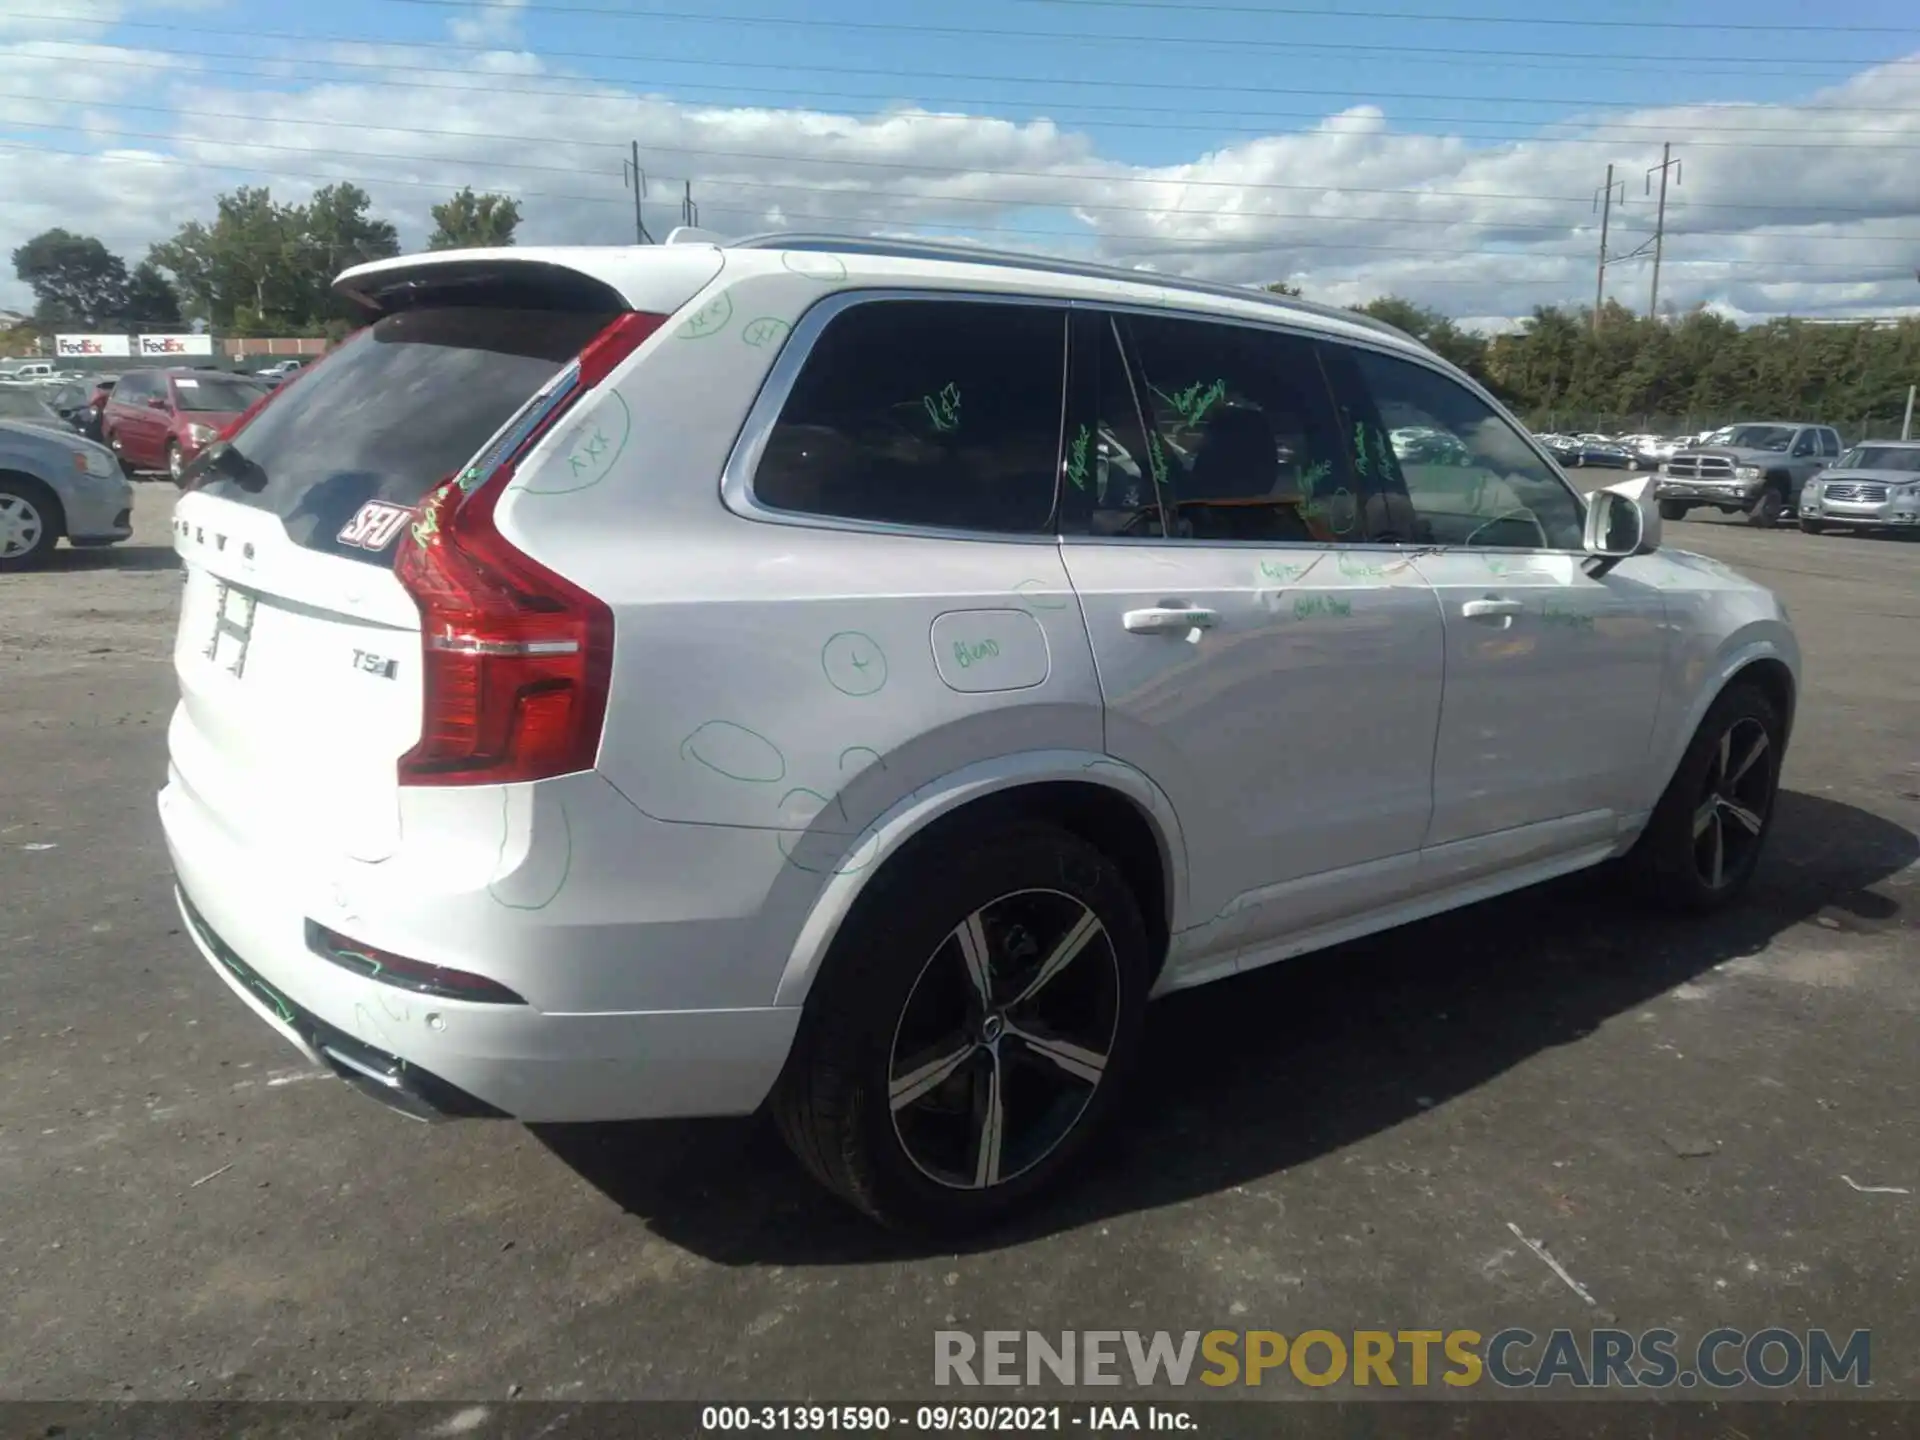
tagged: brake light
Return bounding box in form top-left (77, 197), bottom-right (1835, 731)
top-left (394, 310), bottom-right (665, 786)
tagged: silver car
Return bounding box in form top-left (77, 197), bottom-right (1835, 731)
top-left (0, 403), bottom-right (136, 570)
top-left (1797, 441), bottom-right (1920, 535)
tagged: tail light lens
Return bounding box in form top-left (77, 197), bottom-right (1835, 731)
top-left (395, 310), bottom-right (665, 787)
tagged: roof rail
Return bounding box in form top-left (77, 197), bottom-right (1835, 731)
top-left (664, 226), bottom-right (728, 246)
top-left (724, 231), bottom-right (1417, 344)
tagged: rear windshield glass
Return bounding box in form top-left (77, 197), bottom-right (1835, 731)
top-left (172, 376), bottom-right (268, 413)
top-left (195, 305), bottom-right (618, 564)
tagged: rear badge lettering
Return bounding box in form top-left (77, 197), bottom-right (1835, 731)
top-left (353, 649), bottom-right (399, 680)
top-left (337, 501), bottom-right (415, 552)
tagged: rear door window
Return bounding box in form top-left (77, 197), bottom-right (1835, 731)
top-left (750, 298), bottom-right (1067, 534)
top-left (196, 305), bottom-right (620, 565)
top-left (1115, 312), bottom-right (1365, 544)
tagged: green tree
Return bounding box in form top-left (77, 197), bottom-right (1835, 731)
top-left (428, 187), bottom-right (522, 250)
top-left (11, 229), bottom-right (128, 329)
top-left (123, 260), bottom-right (183, 328)
top-left (150, 184), bottom-right (398, 335)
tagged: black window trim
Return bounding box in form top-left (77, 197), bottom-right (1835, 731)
top-left (720, 288), bottom-right (1071, 546)
top-left (720, 286), bottom-right (1582, 553)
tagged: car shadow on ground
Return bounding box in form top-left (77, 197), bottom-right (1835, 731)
top-left (47, 543), bottom-right (178, 572)
top-left (533, 789), bottom-right (1918, 1263)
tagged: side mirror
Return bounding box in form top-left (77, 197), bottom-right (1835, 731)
top-left (1585, 475), bottom-right (1660, 558)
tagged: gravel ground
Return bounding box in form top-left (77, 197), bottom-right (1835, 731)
top-left (1, 483), bottom-right (1914, 1406)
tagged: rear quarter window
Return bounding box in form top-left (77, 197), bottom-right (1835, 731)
top-left (196, 306), bottom-right (619, 565)
top-left (750, 298), bottom-right (1067, 535)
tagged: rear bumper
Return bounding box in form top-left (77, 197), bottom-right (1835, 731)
top-left (159, 778), bottom-right (803, 1123)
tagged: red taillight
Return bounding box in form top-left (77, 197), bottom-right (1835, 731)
top-left (395, 310), bottom-right (665, 787)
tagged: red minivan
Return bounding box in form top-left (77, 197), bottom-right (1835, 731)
top-left (102, 368), bottom-right (270, 483)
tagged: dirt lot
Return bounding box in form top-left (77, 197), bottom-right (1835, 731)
top-left (1, 484), bottom-right (1915, 1405)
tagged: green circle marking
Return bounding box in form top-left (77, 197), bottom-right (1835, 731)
top-left (679, 720), bottom-right (786, 783)
top-left (677, 290), bottom-right (734, 339)
top-left (742, 316), bottom-right (792, 348)
top-left (781, 252), bottom-right (848, 282)
top-left (821, 631), bottom-right (888, 696)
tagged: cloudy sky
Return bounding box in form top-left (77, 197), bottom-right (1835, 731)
top-left (3, 0), bottom-right (1918, 328)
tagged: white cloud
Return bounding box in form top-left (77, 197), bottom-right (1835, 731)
top-left (446, 0), bottom-right (528, 48)
top-left (3, 35), bottom-right (1918, 324)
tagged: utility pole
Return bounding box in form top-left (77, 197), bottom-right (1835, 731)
top-left (682, 180), bottom-right (698, 229)
top-left (623, 142), bottom-right (653, 244)
top-left (1645, 143), bottom-right (1682, 319)
top-left (1592, 163), bottom-right (1624, 333)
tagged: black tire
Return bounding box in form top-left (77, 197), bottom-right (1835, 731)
top-left (773, 822), bottom-right (1150, 1235)
top-left (0, 476), bottom-right (61, 571)
top-left (1799, 518), bottom-right (1824, 535)
top-left (1746, 484), bottom-right (1785, 527)
top-left (1628, 682), bottom-right (1783, 913)
top-left (1658, 500), bottom-right (1690, 521)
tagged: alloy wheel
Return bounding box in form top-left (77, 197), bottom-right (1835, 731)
top-left (1692, 716), bottom-right (1773, 889)
top-left (887, 889), bottom-right (1121, 1191)
top-left (168, 444), bottom-right (183, 482)
top-left (0, 493), bottom-right (45, 559)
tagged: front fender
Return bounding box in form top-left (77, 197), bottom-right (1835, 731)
top-left (768, 750), bottom-right (1189, 1009)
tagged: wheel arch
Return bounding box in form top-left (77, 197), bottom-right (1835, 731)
top-left (770, 751), bottom-right (1187, 1010)
top-left (0, 468), bottom-right (68, 538)
top-left (1645, 631), bottom-right (1799, 815)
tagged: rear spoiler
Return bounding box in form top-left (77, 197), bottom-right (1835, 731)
top-left (332, 247), bottom-right (726, 321)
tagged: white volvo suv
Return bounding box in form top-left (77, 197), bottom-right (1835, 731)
top-left (161, 234), bottom-right (1799, 1232)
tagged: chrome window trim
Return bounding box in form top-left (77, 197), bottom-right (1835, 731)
top-left (719, 288), bottom-right (1069, 547)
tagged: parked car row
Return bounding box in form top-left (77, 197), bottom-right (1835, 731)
top-left (1534, 432), bottom-right (1637, 470)
top-left (1526, 420), bottom-right (1915, 536)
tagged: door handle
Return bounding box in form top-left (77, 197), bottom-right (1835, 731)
top-left (1461, 596), bottom-right (1526, 620)
top-left (1123, 605), bottom-right (1220, 635)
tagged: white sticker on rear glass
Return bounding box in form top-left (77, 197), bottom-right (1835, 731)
top-left (174, 378), bottom-right (199, 387)
top-left (337, 500), bottom-right (415, 552)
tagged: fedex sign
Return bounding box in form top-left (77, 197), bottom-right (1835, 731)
top-left (138, 333), bottom-right (213, 357)
top-left (55, 333), bottom-right (133, 358)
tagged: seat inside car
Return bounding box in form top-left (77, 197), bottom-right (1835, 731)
top-left (1177, 406), bottom-right (1315, 542)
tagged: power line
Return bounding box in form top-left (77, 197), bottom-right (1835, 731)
top-left (11, 67), bottom-right (1920, 151)
top-left (3, 136), bottom-right (1914, 275)
top-left (11, 9), bottom-right (1911, 73)
top-left (21, 35), bottom-right (1920, 115)
top-left (74, 0), bottom-right (1918, 71)
top-left (1012, 0), bottom-right (1920, 32)
top-left (7, 108), bottom-right (1920, 230)
top-left (11, 53), bottom-right (1920, 144)
top-left (370, 0), bottom-right (1920, 38)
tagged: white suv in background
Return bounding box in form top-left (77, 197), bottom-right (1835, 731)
top-left (161, 234), bottom-right (1800, 1232)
